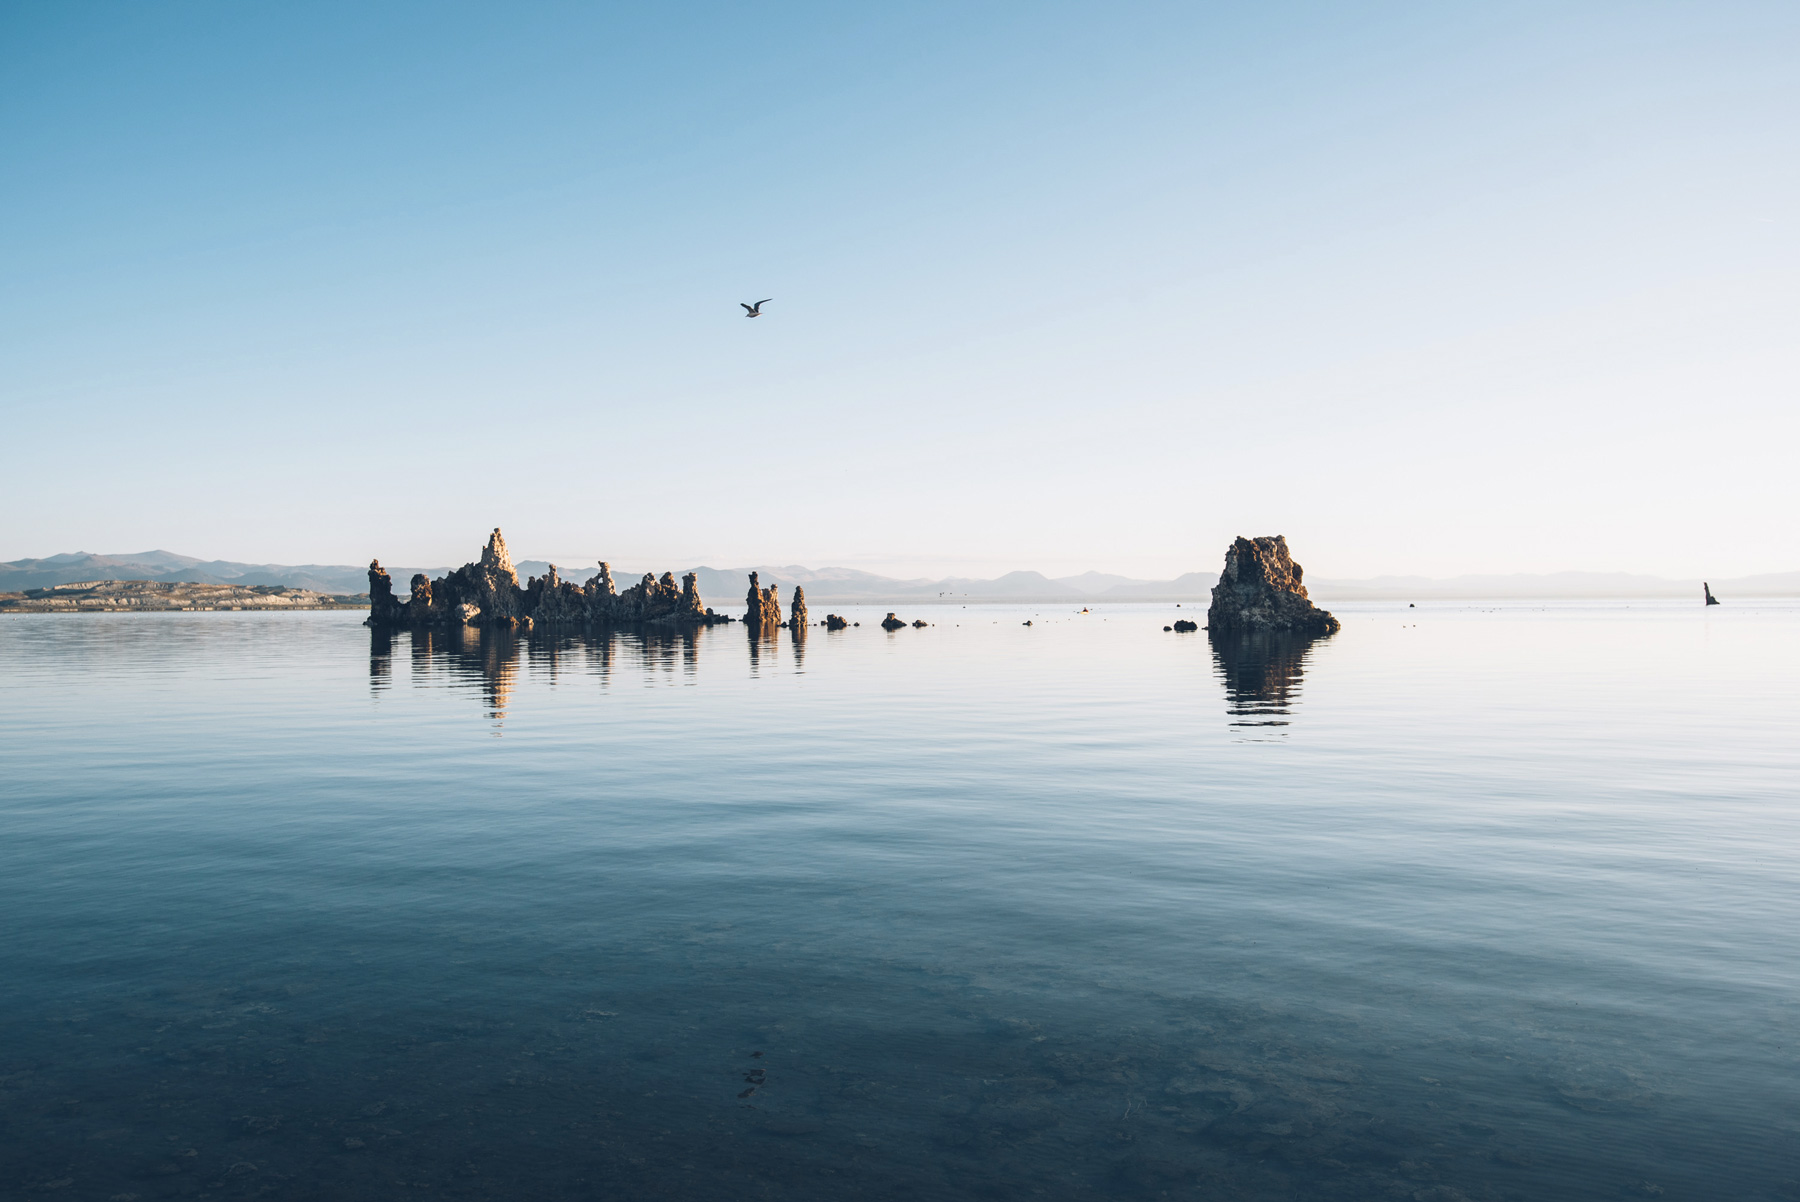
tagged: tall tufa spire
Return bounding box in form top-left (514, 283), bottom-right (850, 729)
top-left (480, 528), bottom-right (517, 582)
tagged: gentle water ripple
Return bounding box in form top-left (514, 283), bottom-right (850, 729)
top-left (1, 601), bottom-right (1796, 1200)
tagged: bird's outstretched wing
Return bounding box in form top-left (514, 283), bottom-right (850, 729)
top-left (741, 303), bottom-right (754, 313)
top-left (754, 298), bottom-right (772, 308)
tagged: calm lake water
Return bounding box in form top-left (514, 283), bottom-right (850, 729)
top-left (2, 601), bottom-right (1796, 1201)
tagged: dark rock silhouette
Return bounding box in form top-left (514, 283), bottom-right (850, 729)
top-left (1704, 582), bottom-right (1720, 606)
top-left (789, 586), bottom-right (808, 630)
top-left (368, 560), bottom-right (403, 625)
top-left (1172, 619), bottom-right (1198, 632)
top-left (1206, 536), bottom-right (1340, 636)
top-left (912, 619), bottom-right (928, 628)
top-left (881, 613), bottom-right (906, 631)
top-left (365, 529), bottom-right (728, 630)
top-left (825, 614), bottom-right (849, 630)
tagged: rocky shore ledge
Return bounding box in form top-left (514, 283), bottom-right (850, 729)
top-left (367, 528), bottom-right (755, 631)
top-left (0, 580), bottom-right (367, 613)
top-left (1206, 536), bottom-right (1340, 636)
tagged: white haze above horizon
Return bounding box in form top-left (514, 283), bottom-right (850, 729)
top-left (3, 3), bottom-right (1797, 581)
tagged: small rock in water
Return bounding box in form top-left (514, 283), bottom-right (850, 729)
top-left (1164, 625), bottom-right (1173, 632)
top-left (738, 1087), bottom-right (756, 1098)
top-left (912, 619), bottom-right (927, 628)
top-left (881, 613), bottom-right (906, 631)
top-left (1173, 619), bottom-right (1198, 633)
top-left (1023, 620), bottom-right (1032, 626)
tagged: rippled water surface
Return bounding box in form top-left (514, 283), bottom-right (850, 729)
top-left (2, 601), bottom-right (1797, 1201)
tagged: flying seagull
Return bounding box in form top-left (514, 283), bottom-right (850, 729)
top-left (741, 298), bottom-right (772, 317)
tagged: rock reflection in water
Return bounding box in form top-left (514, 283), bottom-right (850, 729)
top-left (375, 623), bottom-right (726, 724)
top-left (1209, 629), bottom-right (1326, 731)
top-left (746, 618), bottom-right (782, 673)
top-left (368, 627), bottom-right (393, 691)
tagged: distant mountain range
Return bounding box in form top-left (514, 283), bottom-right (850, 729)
top-left (4, 551), bottom-right (1797, 602)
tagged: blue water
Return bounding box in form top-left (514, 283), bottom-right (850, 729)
top-left (2, 601), bottom-right (1796, 1201)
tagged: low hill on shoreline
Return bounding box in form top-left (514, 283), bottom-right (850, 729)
top-left (0, 579), bottom-right (368, 613)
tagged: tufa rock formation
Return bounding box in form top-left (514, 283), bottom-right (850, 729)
top-left (365, 529), bottom-right (729, 630)
top-left (1206, 536), bottom-right (1340, 636)
top-left (788, 586), bottom-right (808, 630)
top-left (1704, 582), bottom-right (1720, 606)
top-left (880, 613), bottom-right (906, 631)
top-left (825, 614), bottom-right (849, 630)
top-left (744, 573), bottom-right (783, 632)
top-left (1172, 619), bottom-right (1199, 632)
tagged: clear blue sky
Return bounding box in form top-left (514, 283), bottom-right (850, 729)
top-left (4, 2), bottom-right (1796, 579)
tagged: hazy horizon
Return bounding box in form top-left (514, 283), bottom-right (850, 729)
top-left (4, 3), bottom-right (1796, 579)
top-left (6, 543), bottom-right (1796, 601)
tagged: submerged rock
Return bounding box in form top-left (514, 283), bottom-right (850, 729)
top-left (1206, 536), bottom-right (1339, 636)
top-left (825, 614), bottom-right (849, 630)
top-left (1172, 619), bottom-right (1199, 632)
top-left (881, 613), bottom-right (906, 631)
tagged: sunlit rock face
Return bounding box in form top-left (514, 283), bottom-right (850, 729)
top-left (404, 528), bottom-right (529, 628)
top-left (471, 529), bottom-right (524, 622)
top-left (529, 564), bottom-right (588, 623)
top-left (1206, 536), bottom-right (1340, 636)
top-left (789, 587), bottom-right (808, 630)
top-left (365, 530), bottom-right (725, 630)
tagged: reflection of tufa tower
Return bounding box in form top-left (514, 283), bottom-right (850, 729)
top-left (1208, 630), bottom-right (1323, 730)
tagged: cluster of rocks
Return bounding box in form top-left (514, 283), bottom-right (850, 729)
top-left (367, 530), bottom-right (853, 634)
top-left (1205, 536), bottom-right (1340, 636)
top-left (368, 529), bottom-right (731, 631)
